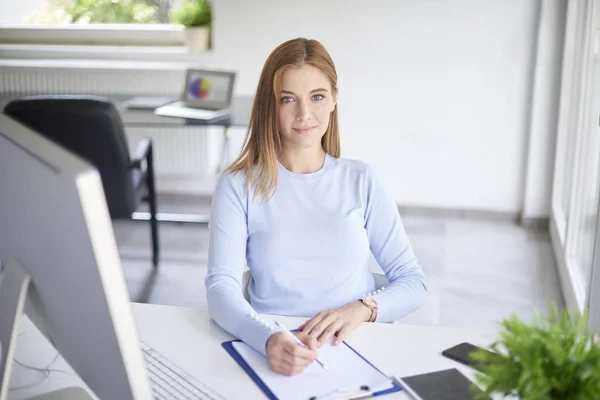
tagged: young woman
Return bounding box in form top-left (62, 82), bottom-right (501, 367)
top-left (206, 38), bottom-right (427, 376)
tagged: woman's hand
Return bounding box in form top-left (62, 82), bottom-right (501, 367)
top-left (266, 331), bottom-right (318, 376)
top-left (299, 301), bottom-right (371, 347)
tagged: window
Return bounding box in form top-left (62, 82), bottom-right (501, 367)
top-left (11, 0), bottom-right (211, 25)
top-left (0, 0), bottom-right (212, 51)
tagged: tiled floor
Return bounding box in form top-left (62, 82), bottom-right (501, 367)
top-left (113, 195), bottom-right (563, 332)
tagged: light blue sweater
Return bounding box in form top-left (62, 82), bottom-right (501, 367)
top-left (205, 154), bottom-right (427, 356)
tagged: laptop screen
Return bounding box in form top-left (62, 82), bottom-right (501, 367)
top-left (182, 69), bottom-right (235, 109)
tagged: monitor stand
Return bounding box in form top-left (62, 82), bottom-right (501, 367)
top-left (0, 259), bottom-right (93, 400)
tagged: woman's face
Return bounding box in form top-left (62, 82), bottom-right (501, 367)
top-left (277, 64), bottom-right (337, 150)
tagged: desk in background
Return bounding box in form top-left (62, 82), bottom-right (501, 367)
top-left (8, 303), bottom-right (512, 400)
top-left (0, 94), bottom-right (254, 225)
top-left (120, 95), bottom-right (253, 174)
top-left (121, 96), bottom-right (254, 224)
top-left (0, 94), bottom-right (253, 175)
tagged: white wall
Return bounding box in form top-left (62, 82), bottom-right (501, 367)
top-left (522, 0), bottom-right (566, 220)
top-left (1, 0), bottom-right (562, 216)
top-left (198, 0), bottom-right (544, 213)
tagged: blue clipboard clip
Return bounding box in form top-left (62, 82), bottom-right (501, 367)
top-left (221, 339), bottom-right (401, 400)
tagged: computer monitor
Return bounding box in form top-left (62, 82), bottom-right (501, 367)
top-left (181, 69), bottom-right (236, 110)
top-left (0, 114), bottom-right (153, 399)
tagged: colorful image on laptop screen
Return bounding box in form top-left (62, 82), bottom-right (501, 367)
top-left (186, 71), bottom-right (232, 104)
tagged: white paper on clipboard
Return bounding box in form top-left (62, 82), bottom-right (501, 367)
top-left (231, 339), bottom-right (395, 400)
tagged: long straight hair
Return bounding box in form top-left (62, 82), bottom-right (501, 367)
top-left (226, 38), bottom-right (340, 201)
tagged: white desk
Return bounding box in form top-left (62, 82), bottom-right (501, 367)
top-left (8, 303), bottom-right (509, 400)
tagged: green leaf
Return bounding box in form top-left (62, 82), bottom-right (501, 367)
top-left (170, 0), bottom-right (212, 27)
top-left (472, 303), bottom-right (600, 399)
top-left (25, 0), bottom-right (164, 24)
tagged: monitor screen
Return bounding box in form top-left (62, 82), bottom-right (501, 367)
top-left (183, 69), bottom-right (235, 108)
top-left (0, 114), bottom-right (153, 399)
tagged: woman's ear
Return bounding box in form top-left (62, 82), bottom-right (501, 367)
top-left (331, 88), bottom-right (338, 112)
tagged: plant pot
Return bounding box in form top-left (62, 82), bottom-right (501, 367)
top-left (184, 27), bottom-right (210, 52)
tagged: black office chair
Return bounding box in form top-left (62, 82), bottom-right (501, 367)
top-left (4, 95), bottom-right (160, 268)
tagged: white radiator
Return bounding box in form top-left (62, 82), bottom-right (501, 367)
top-left (0, 63), bottom-right (184, 96)
top-left (125, 126), bottom-right (210, 176)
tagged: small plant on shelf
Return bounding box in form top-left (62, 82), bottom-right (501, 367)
top-left (170, 0), bottom-right (212, 52)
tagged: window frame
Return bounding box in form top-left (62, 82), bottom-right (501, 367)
top-left (0, 23), bottom-right (215, 61)
top-left (0, 24), bottom-right (186, 46)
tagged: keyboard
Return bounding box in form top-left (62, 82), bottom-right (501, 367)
top-left (141, 341), bottom-right (225, 400)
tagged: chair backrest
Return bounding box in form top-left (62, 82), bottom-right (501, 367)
top-left (4, 95), bottom-right (136, 218)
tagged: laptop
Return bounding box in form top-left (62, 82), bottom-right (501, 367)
top-left (155, 69), bottom-right (236, 121)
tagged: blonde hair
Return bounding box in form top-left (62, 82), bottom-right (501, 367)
top-left (225, 38), bottom-right (340, 201)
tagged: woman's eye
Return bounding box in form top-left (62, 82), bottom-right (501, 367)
top-left (280, 97), bottom-right (293, 103)
top-left (312, 94), bottom-right (325, 101)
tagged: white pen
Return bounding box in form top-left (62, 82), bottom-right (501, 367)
top-left (274, 321), bottom-right (331, 371)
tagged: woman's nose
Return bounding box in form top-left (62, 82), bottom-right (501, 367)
top-left (295, 100), bottom-right (312, 122)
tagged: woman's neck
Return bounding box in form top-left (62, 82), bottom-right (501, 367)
top-left (280, 147), bottom-right (327, 174)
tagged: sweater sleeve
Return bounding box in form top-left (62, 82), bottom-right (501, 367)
top-left (205, 172), bottom-right (277, 356)
top-left (362, 167), bottom-right (428, 322)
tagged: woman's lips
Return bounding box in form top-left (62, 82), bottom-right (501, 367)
top-left (293, 126), bottom-right (317, 134)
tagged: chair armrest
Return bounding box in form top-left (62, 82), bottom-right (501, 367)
top-left (130, 138), bottom-right (152, 169)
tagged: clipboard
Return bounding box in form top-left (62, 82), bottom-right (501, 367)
top-left (222, 339), bottom-right (401, 400)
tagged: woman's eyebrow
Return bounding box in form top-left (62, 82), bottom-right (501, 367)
top-left (280, 88), bottom-right (329, 95)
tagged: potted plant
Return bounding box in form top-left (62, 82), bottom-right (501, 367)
top-left (470, 304), bottom-right (600, 399)
top-left (171, 0), bottom-right (212, 52)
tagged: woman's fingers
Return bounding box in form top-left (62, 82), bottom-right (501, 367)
top-left (317, 319), bottom-right (344, 346)
top-left (269, 351), bottom-right (292, 374)
top-left (305, 314), bottom-right (338, 342)
top-left (269, 355), bottom-right (291, 373)
top-left (300, 312), bottom-right (325, 334)
top-left (272, 361), bottom-right (302, 376)
top-left (303, 314), bottom-right (329, 337)
top-left (270, 348), bottom-right (313, 376)
top-left (274, 345), bottom-right (315, 375)
top-left (267, 332), bottom-right (317, 376)
top-left (333, 323), bottom-right (357, 345)
top-left (292, 331), bottom-right (318, 351)
top-left (283, 340), bottom-right (317, 363)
